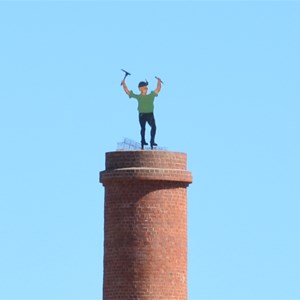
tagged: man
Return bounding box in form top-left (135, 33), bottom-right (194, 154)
top-left (122, 77), bottom-right (162, 149)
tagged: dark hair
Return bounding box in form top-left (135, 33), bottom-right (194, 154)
top-left (138, 81), bottom-right (148, 88)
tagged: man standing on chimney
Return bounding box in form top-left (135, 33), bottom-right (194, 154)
top-left (121, 77), bottom-right (162, 149)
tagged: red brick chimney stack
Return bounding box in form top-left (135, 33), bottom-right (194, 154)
top-left (100, 150), bottom-right (192, 299)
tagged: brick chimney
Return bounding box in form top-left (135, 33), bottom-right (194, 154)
top-left (99, 150), bottom-right (192, 299)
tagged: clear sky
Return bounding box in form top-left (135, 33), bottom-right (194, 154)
top-left (0, 1), bottom-right (299, 299)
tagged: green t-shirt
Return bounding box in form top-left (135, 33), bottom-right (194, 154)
top-left (129, 91), bottom-right (158, 113)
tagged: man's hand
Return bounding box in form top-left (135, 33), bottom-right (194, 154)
top-left (155, 76), bottom-right (163, 84)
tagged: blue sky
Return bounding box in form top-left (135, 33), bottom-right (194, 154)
top-left (0, 1), bottom-right (300, 299)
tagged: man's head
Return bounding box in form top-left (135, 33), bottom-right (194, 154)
top-left (138, 81), bottom-right (148, 95)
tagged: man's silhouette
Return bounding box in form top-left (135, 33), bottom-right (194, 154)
top-left (122, 77), bottom-right (162, 149)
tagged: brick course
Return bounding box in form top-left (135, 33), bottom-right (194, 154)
top-left (100, 151), bottom-right (192, 300)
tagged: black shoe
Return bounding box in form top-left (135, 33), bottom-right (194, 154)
top-left (150, 142), bottom-right (158, 149)
top-left (141, 141), bottom-right (148, 150)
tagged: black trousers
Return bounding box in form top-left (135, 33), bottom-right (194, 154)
top-left (139, 112), bottom-right (156, 144)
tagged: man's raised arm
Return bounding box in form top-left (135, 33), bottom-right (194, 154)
top-left (122, 80), bottom-right (131, 96)
top-left (154, 77), bottom-right (162, 94)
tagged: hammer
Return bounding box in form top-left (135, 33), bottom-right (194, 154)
top-left (155, 76), bottom-right (164, 84)
top-left (121, 69), bottom-right (131, 85)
